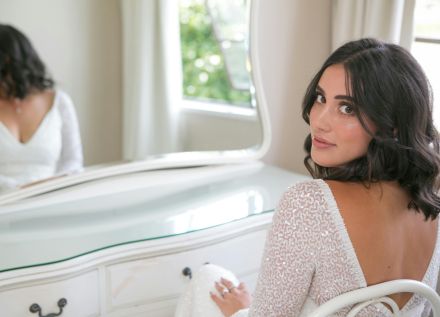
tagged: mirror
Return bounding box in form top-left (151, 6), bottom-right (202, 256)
top-left (0, 0), bottom-right (268, 203)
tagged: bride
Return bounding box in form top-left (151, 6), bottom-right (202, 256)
top-left (0, 24), bottom-right (83, 192)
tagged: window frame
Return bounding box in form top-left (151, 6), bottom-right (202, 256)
top-left (414, 36), bottom-right (440, 44)
top-left (181, 97), bottom-right (258, 121)
top-left (179, 0), bottom-right (255, 118)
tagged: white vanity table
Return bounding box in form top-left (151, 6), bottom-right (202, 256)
top-left (0, 0), bottom-right (310, 315)
top-left (0, 163), bottom-right (307, 317)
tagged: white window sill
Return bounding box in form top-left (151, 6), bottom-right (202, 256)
top-left (181, 99), bottom-right (258, 122)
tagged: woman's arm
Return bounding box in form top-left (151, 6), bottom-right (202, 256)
top-left (212, 181), bottom-right (320, 317)
top-left (247, 182), bottom-right (318, 316)
top-left (55, 91), bottom-right (83, 174)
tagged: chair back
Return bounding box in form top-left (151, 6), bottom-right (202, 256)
top-left (308, 279), bottom-right (440, 317)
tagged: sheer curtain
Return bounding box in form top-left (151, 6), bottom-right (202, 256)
top-left (331, 0), bottom-right (416, 51)
top-left (121, 0), bottom-right (182, 161)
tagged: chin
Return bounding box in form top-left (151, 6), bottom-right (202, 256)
top-left (311, 159), bottom-right (335, 168)
top-left (311, 154), bottom-right (335, 168)
top-left (310, 153), bottom-right (350, 168)
top-left (314, 161), bottom-right (339, 168)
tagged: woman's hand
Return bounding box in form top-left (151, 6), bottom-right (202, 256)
top-left (210, 277), bottom-right (251, 317)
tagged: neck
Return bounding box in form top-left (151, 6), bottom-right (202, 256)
top-left (12, 99), bottom-right (23, 114)
top-left (0, 97), bottom-right (24, 114)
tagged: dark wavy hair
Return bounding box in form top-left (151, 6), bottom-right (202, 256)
top-left (0, 24), bottom-right (54, 99)
top-left (302, 38), bottom-right (440, 220)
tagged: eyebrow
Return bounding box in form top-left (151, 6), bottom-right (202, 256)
top-left (316, 85), bottom-right (355, 101)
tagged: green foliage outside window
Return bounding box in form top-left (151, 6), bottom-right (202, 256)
top-left (179, 1), bottom-right (251, 106)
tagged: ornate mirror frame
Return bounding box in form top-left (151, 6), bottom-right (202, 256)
top-left (0, 0), bottom-right (269, 206)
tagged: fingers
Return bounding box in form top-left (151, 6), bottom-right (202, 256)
top-left (210, 291), bottom-right (224, 305)
top-left (215, 281), bottom-right (229, 297)
top-left (220, 277), bottom-right (237, 292)
top-left (211, 278), bottom-right (252, 317)
top-left (213, 277), bottom-right (247, 299)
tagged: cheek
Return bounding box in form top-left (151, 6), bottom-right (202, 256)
top-left (343, 120), bottom-right (361, 130)
top-left (308, 107), bottom-right (316, 126)
top-left (344, 124), bottom-right (373, 149)
top-left (308, 106), bottom-right (323, 132)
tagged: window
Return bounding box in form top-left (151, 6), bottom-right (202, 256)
top-left (412, 0), bottom-right (440, 125)
top-left (179, 0), bottom-right (253, 111)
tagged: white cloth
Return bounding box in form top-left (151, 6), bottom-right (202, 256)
top-left (176, 180), bottom-right (440, 317)
top-left (175, 264), bottom-right (241, 317)
top-left (0, 90), bottom-right (83, 191)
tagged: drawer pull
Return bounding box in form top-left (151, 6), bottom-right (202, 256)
top-left (29, 298), bottom-right (67, 317)
top-left (182, 267), bottom-right (192, 279)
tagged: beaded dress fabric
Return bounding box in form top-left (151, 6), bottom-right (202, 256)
top-left (175, 180), bottom-right (440, 317)
top-left (247, 180), bottom-right (440, 317)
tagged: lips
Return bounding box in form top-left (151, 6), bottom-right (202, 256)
top-left (312, 136), bottom-right (336, 149)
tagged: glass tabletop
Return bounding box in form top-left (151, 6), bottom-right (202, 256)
top-left (0, 163), bottom-right (308, 272)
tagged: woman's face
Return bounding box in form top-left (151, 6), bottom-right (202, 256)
top-left (309, 64), bottom-right (375, 167)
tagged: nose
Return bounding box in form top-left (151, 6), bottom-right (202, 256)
top-left (310, 104), bottom-right (331, 132)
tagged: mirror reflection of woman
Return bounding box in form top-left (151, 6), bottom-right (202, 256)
top-left (0, 24), bottom-right (83, 192)
top-left (175, 38), bottom-right (440, 316)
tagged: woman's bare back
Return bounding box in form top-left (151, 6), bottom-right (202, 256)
top-left (327, 180), bottom-right (439, 309)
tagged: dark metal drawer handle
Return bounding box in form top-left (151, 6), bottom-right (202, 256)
top-left (182, 263), bottom-right (210, 280)
top-left (29, 298), bottom-right (67, 317)
top-left (182, 267), bottom-right (192, 279)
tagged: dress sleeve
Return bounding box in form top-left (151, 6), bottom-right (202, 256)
top-left (55, 91), bottom-right (84, 175)
top-left (248, 181), bottom-right (320, 317)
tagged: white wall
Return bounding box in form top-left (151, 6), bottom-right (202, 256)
top-left (257, 0), bottom-right (332, 174)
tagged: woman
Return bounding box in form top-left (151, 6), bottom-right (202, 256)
top-left (175, 38), bottom-right (440, 316)
top-left (0, 24), bottom-right (83, 191)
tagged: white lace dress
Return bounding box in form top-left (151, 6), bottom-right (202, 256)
top-left (175, 179), bottom-right (440, 317)
top-left (0, 90), bottom-right (83, 191)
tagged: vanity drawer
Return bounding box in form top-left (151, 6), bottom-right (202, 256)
top-left (0, 270), bottom-right (100, 317)
top-left (107, 228), bottom-right (268, 311)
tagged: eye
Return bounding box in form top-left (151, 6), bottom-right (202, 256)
top-left (315, 93), bottom-right (325, 104)
top-left (339, 104), bottom-right (354, 115)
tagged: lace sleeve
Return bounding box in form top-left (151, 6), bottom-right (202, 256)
top-left (248, 181), bottom-right (321, 317)
top-left (55, 91), bottom-right (84, 174)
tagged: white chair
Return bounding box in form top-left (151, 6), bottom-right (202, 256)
top-left (308, 279), bottom-right (440, 317)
